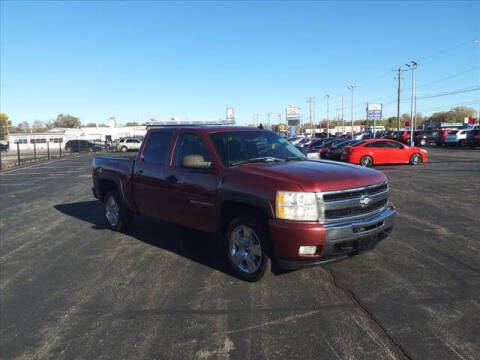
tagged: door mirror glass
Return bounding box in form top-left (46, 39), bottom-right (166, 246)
top-left (182, 154), bottom-right (212, 169)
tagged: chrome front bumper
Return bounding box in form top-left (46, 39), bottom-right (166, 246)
top-left (322, 207), bottom-right (396, 257)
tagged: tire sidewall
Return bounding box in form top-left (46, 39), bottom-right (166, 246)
top-left (121, 146), bottom-right (128, 152)
top-left (224, 216), bottom-right (271, 282)
top-left (104, 191), bottom-right (132, 232)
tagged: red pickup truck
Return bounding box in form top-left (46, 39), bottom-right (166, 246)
top-left (92, 126), bottom-right (396, 281)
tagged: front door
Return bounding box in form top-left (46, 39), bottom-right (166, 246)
top-left (165, 132), bottom-right (219, 232)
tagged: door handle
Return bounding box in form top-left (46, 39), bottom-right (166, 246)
top-left (166, 175), bottom-right (178, 184)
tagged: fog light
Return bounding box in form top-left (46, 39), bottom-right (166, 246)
top-left (299, 246), bottom-right (317, 255)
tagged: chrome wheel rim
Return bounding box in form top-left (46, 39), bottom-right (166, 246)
top-left (229, 225), bottom-right (262, 274)
top-left (105, 196), bottom-right (120, 227)
top-left (412, 155), bottom-right (420, 164)
top-left (361, 157), bottom-right (371, 167)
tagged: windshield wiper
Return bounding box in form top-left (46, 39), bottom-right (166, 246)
top-left (231, 157), bottom-right (285, 166)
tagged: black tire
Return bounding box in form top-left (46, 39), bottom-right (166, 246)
top-left (410, 153), bottom-right (422, 165)
top-left (459, 140), bottom-right (466, 147)
top-left (103, 190), bottom-right (133, 232)
top-left (360, 155), bottom-right (373, 167)
top-left (224, 216), bottom-right (271, 282)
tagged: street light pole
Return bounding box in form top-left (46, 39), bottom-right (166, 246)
top-left (406, 61), bottom-right (418, 146)
top-left (325, 95), bottom-right (330, 138)
top-left (306, 97), bottom-right (315, 137)
top-left (347, 85), bottom-right (356, 139)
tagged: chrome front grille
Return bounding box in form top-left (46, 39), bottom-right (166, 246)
top-left (317, 182), bottom-right (389, 223)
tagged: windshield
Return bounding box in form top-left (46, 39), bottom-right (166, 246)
top-left (210, 131), bottom-right (306, 167)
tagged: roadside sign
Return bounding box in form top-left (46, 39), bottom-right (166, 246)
top-left (366, 103), bottom-right (382, 120)
top-left (286, 104), bottom-right (300, 126)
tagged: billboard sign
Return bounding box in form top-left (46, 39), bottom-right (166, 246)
top-left (366, 103), bottom-right (382, 120)
top-left (286, 104), bottom-right (300, 126)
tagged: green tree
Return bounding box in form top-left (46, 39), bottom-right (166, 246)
top-left (451, 106), bottom-right (477, 122)
top-left (98, 123), bottom-right (108, 127)
top-left (85, 123), bottom-right (97, 127)
top-left (16, 121), bottom-right (30, 132)
top-left (0, 113), bottom-right (11, 140)
top-left (53, 114), bottom-right (81, 128)
top-left (125, 122), bottom-right (139, 126)
top-left (32, 120), bottom-right (46, 132)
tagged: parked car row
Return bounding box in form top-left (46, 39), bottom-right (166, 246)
top-left (290, 134), bottom-right (428, 167)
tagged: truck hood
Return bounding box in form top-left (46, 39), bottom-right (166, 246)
top-left (237, 160), bottom-right (387, 192)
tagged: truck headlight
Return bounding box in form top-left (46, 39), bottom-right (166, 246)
top-left (276, 191), bottom-right (318, 221)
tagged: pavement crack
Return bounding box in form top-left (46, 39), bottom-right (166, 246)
top-left (325, 267), bottom-right (413, 360)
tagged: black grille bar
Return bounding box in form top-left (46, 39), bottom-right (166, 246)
top-left (325, 198), bottom-right (387, 219)
top-left (323, 183), bottom-right (388, 202)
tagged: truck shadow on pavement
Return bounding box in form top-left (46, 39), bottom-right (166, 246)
top-left (54, 200), bottom-right (231, 278)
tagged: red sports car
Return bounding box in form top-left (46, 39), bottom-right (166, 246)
top-left (341, 139), bottom-right (428, 167)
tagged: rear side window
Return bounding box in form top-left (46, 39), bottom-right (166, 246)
top-left (173, 133), bottom-right (211, 167)
top-left (143, 132), bottom-right (173, 165)
top-left (365, 142), bottom-right (385, 148)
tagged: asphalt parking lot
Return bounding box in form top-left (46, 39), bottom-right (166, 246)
top-left (1, 147), bottom-right (479, 360)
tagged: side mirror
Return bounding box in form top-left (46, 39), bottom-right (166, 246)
top-left (182, 154), bottom-right (212, 169)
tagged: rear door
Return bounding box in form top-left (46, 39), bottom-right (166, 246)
top-left (165, 132), bottom-right (219, 232)
top-left (132, 130), bottom-right (175, 220)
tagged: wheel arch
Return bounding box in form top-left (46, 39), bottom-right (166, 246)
top-left (216, 190), bottom-right (274, 236)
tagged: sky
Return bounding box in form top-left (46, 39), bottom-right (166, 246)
top-left (1, 0), bottom-right (479, 126)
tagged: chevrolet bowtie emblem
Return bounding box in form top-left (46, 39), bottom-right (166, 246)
top-left (359, 195), bottom-right (372, 208)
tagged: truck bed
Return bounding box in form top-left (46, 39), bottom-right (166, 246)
top-left (93, 155), bottom-right (135, 175)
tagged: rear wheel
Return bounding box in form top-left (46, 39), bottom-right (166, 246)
top-left (410, 153), bottom-right (422, 165)
top-left (121, 146), bottom-right (128, 152)
top-left (224, 216), bottom-right (271, 282)
top-left (104, 191), bottom-right (133, 232)
top-left (360, 155), bottom-right (373, 167)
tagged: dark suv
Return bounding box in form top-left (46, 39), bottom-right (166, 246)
top-left (65, 140), bottom-right (102, 152)
top-left (466, 129), bottom-right (480, 148)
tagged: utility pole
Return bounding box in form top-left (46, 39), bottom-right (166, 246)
top-left (267, 113), bottom-right (271, 129)
top-left (306, 97), bottom-right (315, 137)
top-left (347, 85), bottom-right (356, 139)
top-left (313, 100), bottom-right (316, 136)
top-left (341, 96), bottom-right (345, 134)
top-left (325, 95), bottom-right (330, 138)
top-left (406, 61), bottom-right (418, 146)
top-left (394, 68), bottom-right (403, 131)
top-left (255, 113), bottom-right (259, 127)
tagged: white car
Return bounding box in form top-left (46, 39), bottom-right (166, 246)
top-left (117, 138), bottom-right (142, 152)
top-left (445, 129), bottom-right (471, 146)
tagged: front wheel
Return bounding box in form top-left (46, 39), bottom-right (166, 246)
top-left (121, 146), bottom-right (128, 152)
top-left (103, 191), bottom-right (133, 232)
top-left (360, 155), bottom-right (373, 167)
top-left (410, 153), bottom-right (422, 165)
top-left (224, 216), bottom-right (271, 282)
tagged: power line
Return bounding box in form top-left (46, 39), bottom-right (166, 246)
top-left (417, 86), bottom-right (480, 100)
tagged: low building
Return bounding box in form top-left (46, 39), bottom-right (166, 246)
top-left (7, 125), bottom-right (147, 151)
